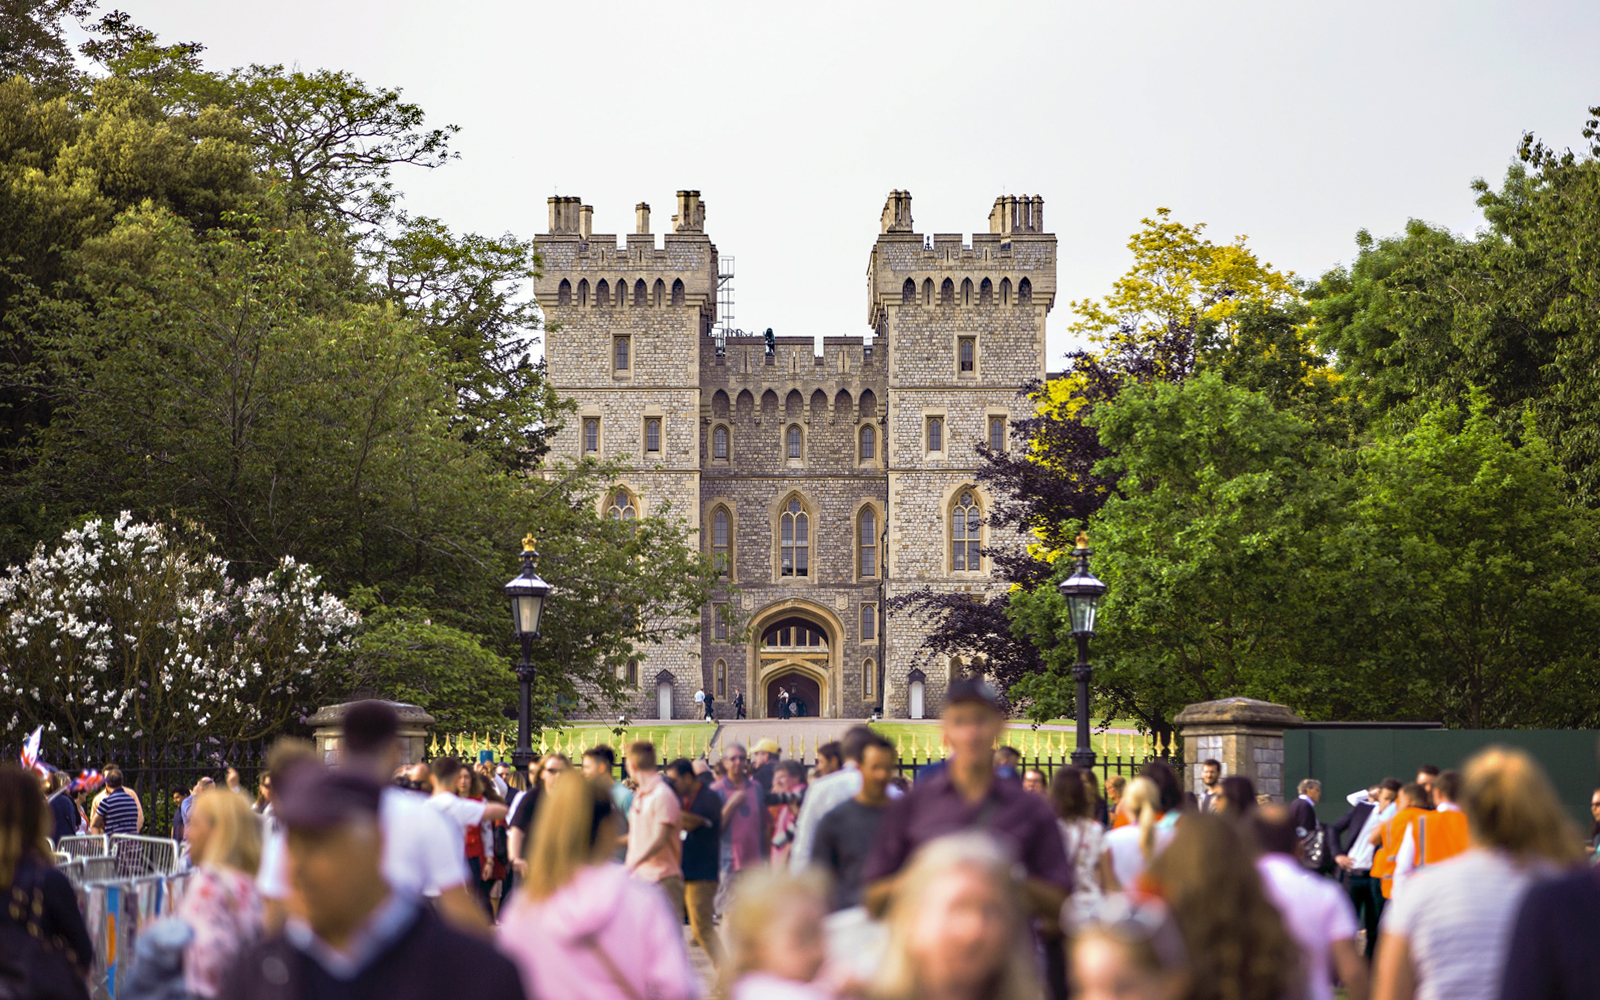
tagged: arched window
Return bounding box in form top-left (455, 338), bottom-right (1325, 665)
top-left (762, 615), bottom-right (826, 647)
top-left (959, 337), bottom-right (975, 372)
top-left (859, 507), bottom-right (878, 578)
top-left (607, 489), bottom-right (638, 521)
top-left (634, 279), bottom-right (647, 306)
top-left (960, 278), bottom-right (973, 306)
top-left (713, 425), bottom-right (729, 460)
top-left (927, 416), bottom-right (944, 453)
top-left (614, 337), bottom-right (630, 371)
top-left (578, 279), bottom-right (589, 307)
top-left (902, 278), bottom-right (915, 304)
top-left (644, 417), bottom-right (661, 453)
top-left (787, 425), bottom-right (803, 460)
top-left (989, 416), bottom-right (1006, 453)
top-left (626, 659), bottom-right (638, 684)
top-left (1000, 277), bottom-right (1011, 305)
top-left (716, 658), bottom-right (727, 698)
top-left (952, 490), bottom-right (981, 571)
top-left (979, 278), bottom-right (993, 305)
top-left (940, 278), bottom-right (954, 305)
top-left (653, 278), bottom-right (665, 306)
top-left (859, 424), bottom-right (876, 461)
top-left (671, 279), bottom-right (685, 306)
top-left (1019, 277), bottom-right (1032, 305)
top-left (780, 497), bottom-right (809, 577)
top-left (712, 506), bottom-right (731, 575)
top-left (584, 418), bottom-right (599, 454)
top-left (558, 279), bottom-right (572, 306)
top-left (597, 279), bottom-right (610, 306)
top-left (922, 278), bottom-right (933, 305)
top-left (863, 659), bottom-right (875, 699)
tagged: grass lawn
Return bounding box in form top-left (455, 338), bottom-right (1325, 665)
top-left (870, 721), bottom-right (1157, 762)
top-left (428, 718), bottom-right (1154, 764)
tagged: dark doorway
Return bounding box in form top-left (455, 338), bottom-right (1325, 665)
top-left (767, 673), bottom-right (820, 719)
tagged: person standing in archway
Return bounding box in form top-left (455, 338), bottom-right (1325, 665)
top-left (734, 688), bottom-right (746, 719)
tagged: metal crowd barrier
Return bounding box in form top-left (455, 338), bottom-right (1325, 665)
top-left (74, 866), bottom-right (193, 1000)
top-left (58, 834), bottom-right (109, 858)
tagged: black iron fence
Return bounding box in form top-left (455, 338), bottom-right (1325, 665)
top-left (894, 752), bottom-right (1183, 789)
top-left (2, 735), bottom-right (271, 837)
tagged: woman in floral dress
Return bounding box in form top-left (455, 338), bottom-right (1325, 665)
top-left (179, 789), bottom-right (265, 997)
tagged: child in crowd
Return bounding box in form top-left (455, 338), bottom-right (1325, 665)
top-left (723, 868), bottom-right (834, 1000)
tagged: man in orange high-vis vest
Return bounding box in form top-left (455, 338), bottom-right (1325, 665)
top-left (1391, 769), bottom-right (1470, 899)
top-left (1369, 782), bottom-right (1429, 900)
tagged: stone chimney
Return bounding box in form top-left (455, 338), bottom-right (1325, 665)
top-left (578, 203), bottom-right (593, 240)
top-left (989, 194), bottom-right (1045, 235)
top-left (880, 190), bottom-right (913, 233)
top-left (636, 202), bottom-right (651, 234)
top-left (673, 190), bottom-right (705, 233)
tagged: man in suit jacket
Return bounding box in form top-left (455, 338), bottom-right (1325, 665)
top-left (1331, 778), bottom-right (1401, 960)
top-left (1290, 778), bottom-right (1322, 838)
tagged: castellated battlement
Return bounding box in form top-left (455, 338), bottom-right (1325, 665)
top-left (866, 191), bottom-right (1056, 328)
top-left (702, 335), bottom-right (880, 381)
top-left (533, 193), bottom-right (718, 327)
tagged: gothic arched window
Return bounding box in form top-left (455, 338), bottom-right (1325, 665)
top-left (713, 425), bottom-right (729, 460)
top-left (780, 497), bottom-right (809, 578)
top-left (927, 416), bottom-right (944, 453)
top-left (712, 506), bottom-right (731, 576)
top-left (558, 279), bottom-right (572, 306)
top-left (859, 507), bottom-right (878, 578)
top-left (614, 337), bottom-right (630, 371)
top-left (989, 416), bottom-right (1006, 453)
top-left (952, 490), bottom-right (981, 571)
top-left (940, 278), bottom-right (954, 305)
top-left (787, 424), bottom-right (803, 460)
top-left (859, 424), bottom-right (875, 461)
top-left (902, 278), bottom-right (915, 304)
top-left (607, 489), bottom-right (638, 521)
top-left (584, 418), bottom-right (599, 454)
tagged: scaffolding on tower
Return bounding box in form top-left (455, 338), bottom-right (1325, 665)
top-left (713, 255), bottom-right (764, 355)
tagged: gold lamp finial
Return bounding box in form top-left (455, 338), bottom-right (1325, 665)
top-left (522, 534), bottom-right (537, 553)
top-left (1075, 531), bottom-right (1089, 550)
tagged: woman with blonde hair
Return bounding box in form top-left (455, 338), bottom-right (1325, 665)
top-left (1145, 811), bottom-right (1300, 1000)
top-left (868, 831), bottom-right (1044, 1000)
top-left (498, 769), bottom-right (697, 1000)
top-left (176, 787), bottom-right (264, 997)
top-left (1104, 776), bottom-right (1173, 890)
top-left (722, 867), bottom-right (833, 999)
top-left (1373, 746), bottom-right (1582, 1000)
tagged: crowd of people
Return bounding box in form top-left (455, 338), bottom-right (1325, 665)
top-left (3, 683), bottom-right (1599, 999)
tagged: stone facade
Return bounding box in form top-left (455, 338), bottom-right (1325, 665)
top-left (536, 190), bottom-right (1053, 720)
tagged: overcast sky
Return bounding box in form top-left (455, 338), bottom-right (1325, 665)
top-left (102, 0), bottom-right (1599, 363)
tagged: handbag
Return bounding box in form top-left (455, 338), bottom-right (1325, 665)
top-left (1300, 822), bottom-right (1333, 874)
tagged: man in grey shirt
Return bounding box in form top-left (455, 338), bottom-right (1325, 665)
top-left (810, 733), bottom-right (896, 910)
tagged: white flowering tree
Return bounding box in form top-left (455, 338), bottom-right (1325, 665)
top-left (0, 513), bottom-right (359, 750)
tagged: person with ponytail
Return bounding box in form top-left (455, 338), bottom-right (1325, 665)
top-left (498, 770), bottom-right (698, 1000)
top-left (1104, 777), bottom-right (1175, 889)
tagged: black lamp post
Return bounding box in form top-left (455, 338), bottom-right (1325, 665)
top-left (505, 534), bottom-right (551, 778)
top-left (1057, 531), bottom-right (1106, 769)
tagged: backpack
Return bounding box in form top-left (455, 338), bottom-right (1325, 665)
top-left (0, 867), bottom-right (92, 1000)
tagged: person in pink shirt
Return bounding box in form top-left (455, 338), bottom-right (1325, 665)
top-left (713, 742), bottom-right (769, 918)
top-left (624, 741), bottom-right (685, 920)
top-left (499, 770), bottom-right (699, 1000)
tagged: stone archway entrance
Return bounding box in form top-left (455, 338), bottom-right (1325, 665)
top-left (767, 673), bottom-right (821, 718)
top-left (751, 609), bottom-right (837, 718)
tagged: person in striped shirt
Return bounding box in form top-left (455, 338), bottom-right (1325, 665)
top-left (90, 765), bottom-right (143, 834)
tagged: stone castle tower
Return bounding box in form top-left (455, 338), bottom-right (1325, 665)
top-left (535, 190), bottom-right (1053, 720)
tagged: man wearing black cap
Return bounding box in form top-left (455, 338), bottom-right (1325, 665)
top-left (225, 764), bottom-right (525, 1000)
top-left (862, 677), bottom-right (1071, 931)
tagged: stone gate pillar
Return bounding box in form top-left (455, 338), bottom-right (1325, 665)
top-left (308, 701), bottom-right (436, 765)
top-left (1172, 698), bottom-right (1303, 803)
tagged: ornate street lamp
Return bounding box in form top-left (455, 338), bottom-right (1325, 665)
top-left (1057, 531), bottom-right (1106, 768)
top-left (505, 534), bottom-right (551, 777)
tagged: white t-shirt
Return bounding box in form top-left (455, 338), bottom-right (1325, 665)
top-left (1059, 818), bottom-right (1108, 927)
top-left (1104, 820), bottom-right (1176, 890)
top-left (1257, 853), bottom-right (1358, 1000)
top-left (1382, 848), bottom-right (1552, 1000)
top-left (428, 790), bottom-right (488, 855)
top-left (257, 786), bottom-right (469, 900)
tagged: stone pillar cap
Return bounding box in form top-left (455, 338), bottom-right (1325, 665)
top-left (1172, 698), bottom-right (1303, 729)
top-left (306, 700), bottom-right (436, 729)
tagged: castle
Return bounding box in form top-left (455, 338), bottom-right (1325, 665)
top-left (535, 190), bottom-right (1054, 720)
